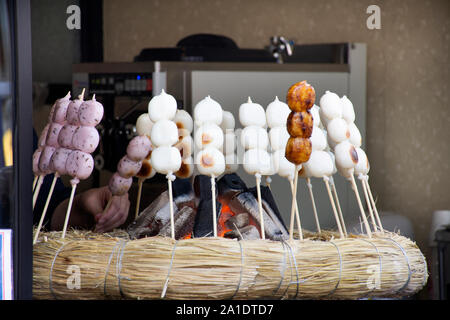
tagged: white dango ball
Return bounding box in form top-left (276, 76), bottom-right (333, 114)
top-left (265, 153), bottom-right (278, 176)
top-left (220, 111), bottom-right (235, 131)
top-left (272, 149), bottom-right (296, 181)
top-left (240, 126), bottom-right (269, 150)
top-left (193, 96), bottom-right (223, 126)
top-left (326, 131), bottom-right (337, 150)
top-left (174, 135), bottom-right (194, 159)
top-left (175, 156), bottom-right (194, 179)
top-left (334, 140), bottom-right (359, 169)
top-left (173, 109), bottom-right (193, 135)
top-left (348, 122), bottom-right (362, 148)
top-left (268, 126), bottom-right (290, 151)
top-left (319, 91), bottom-right (342, 121)
top-left (310, 125), bottom-right (327, 151)
top-left (354, 147), bottom-right (370, 176)
top-left (224, 153), bottom-right (239, 174)
top-left (239, 97), bottom-right (266, 127)
top-left (150, 119), bottom-right (179, 147)
top-left (310, 104), bottom-right (321, 128)
top-left (265, 96), bottom-right (291, 129)
top-left (336, 162), bottom-right (354, 179)
top-left (327, 118), bottom-right (350, 143)
top-left (151, 146), bottom-right (182, 174)
top-left (195, 147), bottom-right (225, 176)
top-left (327, 150), bottom-right (338, 175)
top-left (243, 148), bottom-right (271, 175)
top-left (194, 123), bottom-right (224, 150)
top-left (223, 132), bottom-right (236, 155)
top-left (136, 113), bottom-right (154, 136)
top-left (148, 90), bottom-right (178, 122)
top-left (303, 150), bottom-right (334, 178)
top-left (341, 95), bottom-right (356, 124)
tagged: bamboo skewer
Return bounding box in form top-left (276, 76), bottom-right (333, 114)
top-left (306, 177), bottom-right (321, 233)
top-left (33, 174), bottom-right (59, 244)
top-left (33, 175), bottom-right (44, 210)
top-left (330, 176), bottom-right (347, 236)
top-left (289, 179), bottom-right (302, 239)
top-left (323, 177), bottom-right (344, 238)
top-left (349, 175), bottom-right (372, 238)
top-left (33, 175), bottom-right (38, 191)
top-left (167, 174), bottom-right (176, 239)
top-left (211, 175), bottom-right (217, 238)
top-left (359, 175), bottom-right (378, 232)
top-left (289, 166), bottom-right (303, 241)
top-left (135, 178), bottom-right (144, 219)
top-left (364, 177), bottom-right (384, 233)
top-left (61, 183), bottom-right (77, 239)
top-left (255, 174), bottom-right (266, 240)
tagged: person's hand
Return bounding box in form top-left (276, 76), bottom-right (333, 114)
top-left (74, 186), bottom-right (130, 233)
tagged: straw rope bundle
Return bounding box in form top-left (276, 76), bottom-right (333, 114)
top-left (33, 229), bottom-right (427, 300)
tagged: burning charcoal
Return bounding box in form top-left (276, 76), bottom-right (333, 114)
top-left (127, 191), bottom-right (170, 239)
top-left (228, 191), bottom-right (288, 241)
top-left (225, 225), bottom-right (260, 240)
top-left (225, 213), bottom-right (249, 230)
top-left (249, 185), bottom-right (288, 231)
top-left (193, 199), bottom-right (222, 238)
top-left (173, 178), bottom-right (195, 210)
top-left (217, 173), bottom-right (247, 203)
top-left (158, 206), bottom-right (196, 239)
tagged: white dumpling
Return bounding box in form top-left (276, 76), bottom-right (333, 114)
top-left (136, 113), bottom-right (154, 136)
top-left (223, 132), bottom-right (236, 155)
top-left (327, 118), bottom-right (350, 143)
top-left (272, 149), bottom-right (296, 181)
top-left (336, 162), bottom-right (354, 179)
top-left (265, 96), bottom-right (291, 129)
top-left (148, 90), bottom-right (178, 122)
top-left (173, 109), bottom-right (193, 134)
top-left (348, 122), bottom-right (362, 148)
top-left (310, 104), bottom-right (321, 128)
top-left (239, 97), bottom-right (266, 127)
top-left (220, 111), bottom-right (235, 131)
top-left (194, 123), bottom-right (224, 150)
top-left (240, 126), bottom-right (269, 150)
top-left (193, 96), bottom-right (223, 126)
top-left (310, 125), bottom-right (327, 151)
top-left (269, 126), bottom-right (290, 151)
top-left (150, 119), bottom-right (179, 147)
top-left (243, 148), bottom-right (272, 175)
top-left (224, 153), bottom-right (239, 174)
top-left (319, 91), bottom-right (342, 121)
top-left (303, 150), bottom-right (334, 178)
top-left (354, 147), bottom-right (370, 176)
top-left (334, 141), bottom-right (358, 169)
top-left (195, 147), bottom-right (225, 177)
top-left (174, 135), bottom-right (193, 159)
top-left (326, 150), bottom-right (337, 175)
top-left (151, 146), bottom-right (182, 174)
top-left (341, 95), bottom-right (356, 124)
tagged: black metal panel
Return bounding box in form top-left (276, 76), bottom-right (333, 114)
top-left (80, 0), bottom-right (103, 62)
top-left (10, 0), bottom-right (33, 300)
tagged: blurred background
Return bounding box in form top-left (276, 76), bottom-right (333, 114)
top-left (5, 0), bottom-right (450, 299)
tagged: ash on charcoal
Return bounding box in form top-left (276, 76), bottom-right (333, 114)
top-left (249, 185), bottom-right (287, 231)
top-left (225, 225), bottom-right (260, 240)
top-left (217, 173), bottom-right (247, 203)
top-left (173, 178), bottom-right (195, 210)
top-left (225, 213), bottom-right (249, 230)
top-left (158, 206), bottom-right (196, 239)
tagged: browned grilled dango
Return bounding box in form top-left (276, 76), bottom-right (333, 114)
top-left (286, 111), bottom-right (313, 138)
top-left (286, 81), bottom-right (316, 112)
top-left (285, 137), bottom-right (312, 165)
